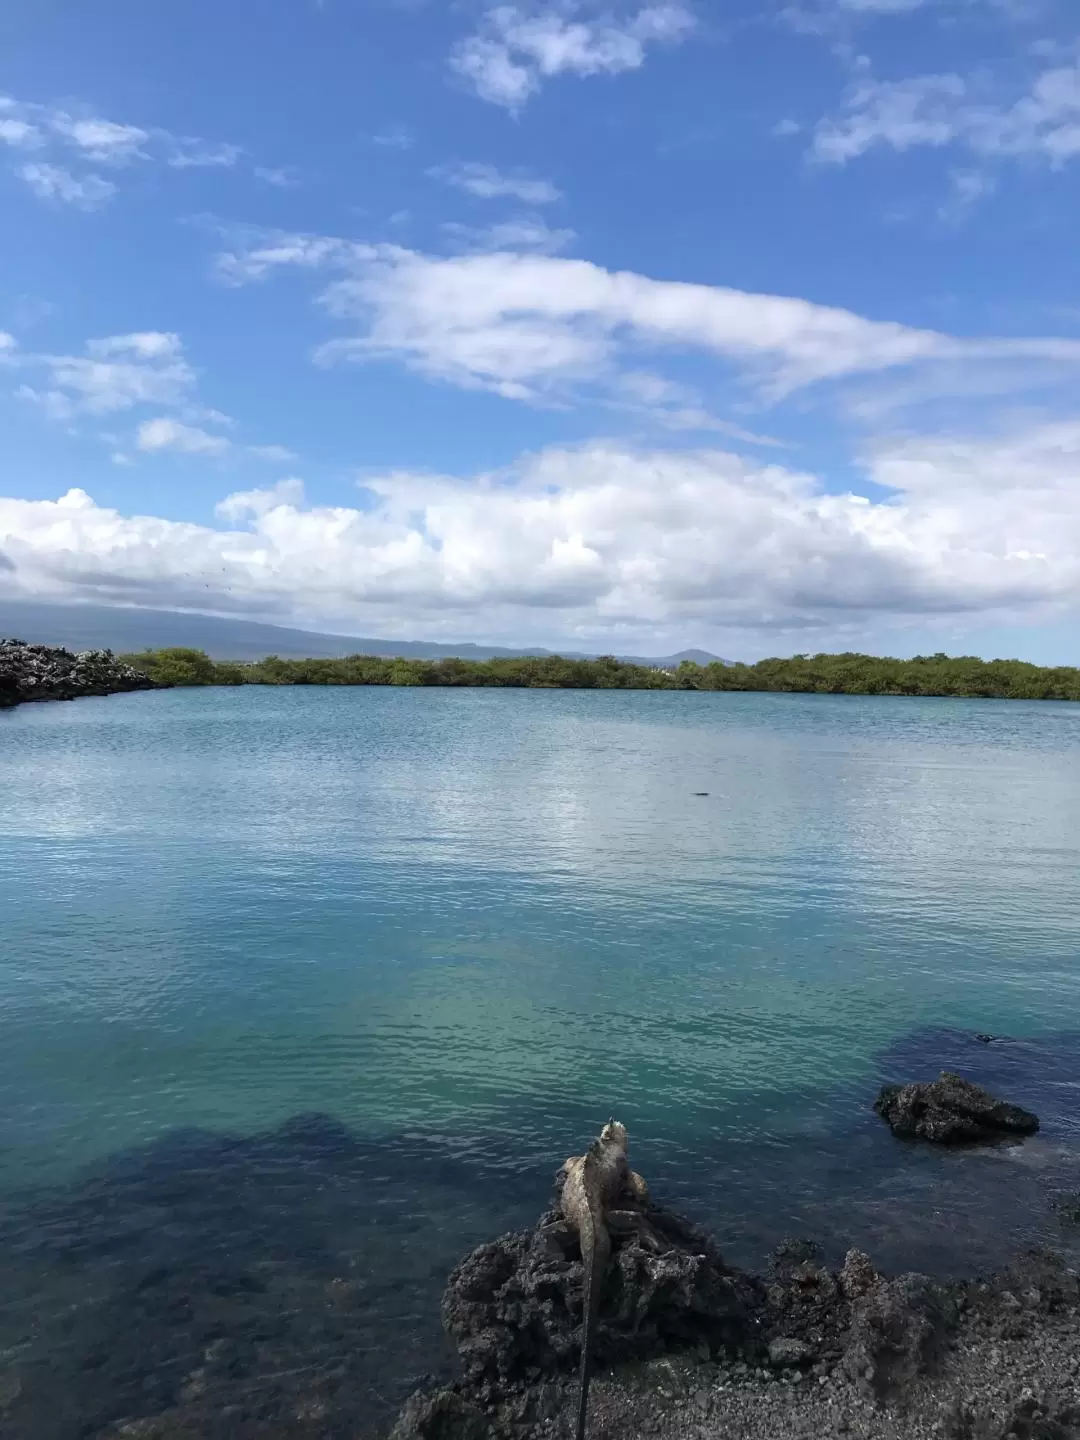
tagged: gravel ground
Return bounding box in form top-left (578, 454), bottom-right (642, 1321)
top-left (585, 1302), bottom-right (1080, 1440)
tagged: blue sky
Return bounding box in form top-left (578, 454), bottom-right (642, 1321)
top-left (2, 0), bottom-right (1080, 659)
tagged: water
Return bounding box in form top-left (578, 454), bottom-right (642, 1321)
top-left (1, 687), bottom-right (1079, 1437)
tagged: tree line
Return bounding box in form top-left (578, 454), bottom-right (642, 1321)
top-left (117, 648), bottom-right (1080, 701)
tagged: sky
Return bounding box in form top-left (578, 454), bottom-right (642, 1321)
top-left (2, 0), bottom-right (1080, 661)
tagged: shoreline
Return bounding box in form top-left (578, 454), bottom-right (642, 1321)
top-left (119, 646), bottom-right (1080, 702)
top-left (390, 1211), bottom-right (1080, 1440)
top-left (0, 639), bottom-right (159, 711)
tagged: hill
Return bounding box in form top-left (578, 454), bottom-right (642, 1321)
top-left (0, 599), bottom-right (723, 667)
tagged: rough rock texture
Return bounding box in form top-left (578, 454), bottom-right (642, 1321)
top-left (842, 1271), bottom-right (950, 1401)
top-left (874, 1072), bottom-right (1040, 1144)
top-left (440, 1201), bottom-right (766, 1401)
top-left (391, 1213), bottom-right (969, 1439)
top-left (388, 1391), bottom-right (491, 1440)
top-left (0, 638), bottom-right (158, 710)
top-left (390, 1205), bottom-right (1080, 1440)
top-left (392, 1245), bottom-right (1080, 1440)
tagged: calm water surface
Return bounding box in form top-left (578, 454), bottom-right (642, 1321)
top-left (1, 687), bottom-right (1079, 1436)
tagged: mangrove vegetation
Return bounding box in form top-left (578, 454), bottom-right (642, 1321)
top-left (117, 648), bottom-right (1080, 700)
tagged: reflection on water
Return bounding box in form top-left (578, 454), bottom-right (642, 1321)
top-left (1, 688), bottom-right (1079, 1434)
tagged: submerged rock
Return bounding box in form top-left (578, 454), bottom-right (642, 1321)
top-left (874, 1071), bottom-right (1039, 1144)
top-left (388, 1389), bottom-right (491, 1440)
top-left (0, 638), bottom-right (159, 710)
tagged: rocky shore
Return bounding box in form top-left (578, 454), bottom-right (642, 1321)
top-left (390, 1201), bottom-right (1080, 1440)
top-left (0, 638), bottom-right (159, 709)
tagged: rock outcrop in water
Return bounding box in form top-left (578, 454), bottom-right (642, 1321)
top-left (874, 1072), bottom-right (1040, 1144)
top-left (0, 639), bottom-right (159, 710)
top-left (391, 1215), bottom-right (1080, 1440)
top-left (440, 1199), bottom-right (766, 1399)
top-left (389, 1200), bottom-right (965, 1438)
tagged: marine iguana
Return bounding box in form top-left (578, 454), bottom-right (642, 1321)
top-left (558, 1119), bottom-right (651, 1440)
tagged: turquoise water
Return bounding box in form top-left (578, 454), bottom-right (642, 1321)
top-left (2, 687), bottom-right (1079, 1436)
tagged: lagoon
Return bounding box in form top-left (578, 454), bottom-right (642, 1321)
top-left (1, 687), bottom-right (1079, 1435)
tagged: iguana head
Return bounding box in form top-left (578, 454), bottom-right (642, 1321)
top-left (598, 1118), bottom-right (628, 1148)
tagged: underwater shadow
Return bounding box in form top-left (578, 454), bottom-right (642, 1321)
top-left (0, 1028), bottom-right (1077, 1439)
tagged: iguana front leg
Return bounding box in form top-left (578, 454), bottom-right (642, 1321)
top-left (626, 1169), bottom-right (650, 1205)
top-left (605, 1208), bottom-right (664, 1253)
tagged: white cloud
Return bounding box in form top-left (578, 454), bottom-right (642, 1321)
top-left (0, 93), bottom-right (269, 205)
top-left (783, 0), bottom-right (1030, 30)
top-left (813, 59), bottom-right (1080, 165)
top-left (3, 423), bottom-right (1080, 643)
top-left (450, 3), bottom-right (695, 111)
top-left (433, 161), bottom-right (562, 204)
top-left (136, 417), bottom-right (231, 455)
top-left (370, 126), bottom-right (414, 150)
top-left (441, 213), bottom-right (577, 255)
top-left (217, 229), bottom-right (1080, 408)
top-left (48, 114), bottom-right (149, 164)
top-left (215, 477), bottom-right (307, 520)
top-left (940, 167), bottom-right (997, 220)
top-left (168, 141), bottom-right (243, 169)
top-left (5, 328), bottom-right (291, 461)
top-left (247, 444), bottom-right (299, 462)
top-left (215, 234), bottom-right (362, 285)
top-left (254, 165), bottom-right (297, 186)
top-left (12, 331), bottom-right (195, 420)
top-left (0, 117), bottom-right (42, 147)
top-left (17, 162), bottom-right (116, 209)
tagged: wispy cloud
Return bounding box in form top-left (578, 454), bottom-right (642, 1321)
top-left (370, 126), bottom-right (414, 150)
top-left (813, 58), bottom-right (1080, 166)
top-left (136, 417), bottom-right (231, 455)
top-left (215, 227), bottom-right (1080, 410)
top-left (1, 330), bottom-right (291, 462)
top-left (254, 165), bottom-right (298, 187)
top-left (431, 160), bottom-right (562, 204)
top-left (10, 331), bottom-right (197, 420)
top-left (450, 3), bottom-right (695, 111)
top-left (440, 213), bottom-right (577, 255)
top-left (17, 162), bottom-right (116, 210)
top-left (167, 141), bottom-right (244, 169)
top-left (0, 93), bottom-right (269, 206)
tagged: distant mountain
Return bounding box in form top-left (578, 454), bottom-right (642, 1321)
top-left (0, 599), bottom-right (726, 668)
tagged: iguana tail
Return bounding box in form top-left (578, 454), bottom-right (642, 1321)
top-left (575, 1180), bottom-right (611, 1440)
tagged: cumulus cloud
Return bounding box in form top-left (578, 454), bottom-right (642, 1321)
top-left (2, 425), bottom-right (1079, 643)
top-left (432, 161), bottom-right (562, 204)
top-left (214, 229), bottom-right (1080, 410)
top-left (813, 59), bottom-right (1080, 166)
top-left (450, 3), bottom-right (695, 110)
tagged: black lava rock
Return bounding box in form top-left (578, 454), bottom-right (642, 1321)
top-left (874, 1072), bottom-right (1039, 1144)
top-left (0, 638), bottom-right (159, 710)
top-left (440, 1202), bottom-right (766, 1400)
